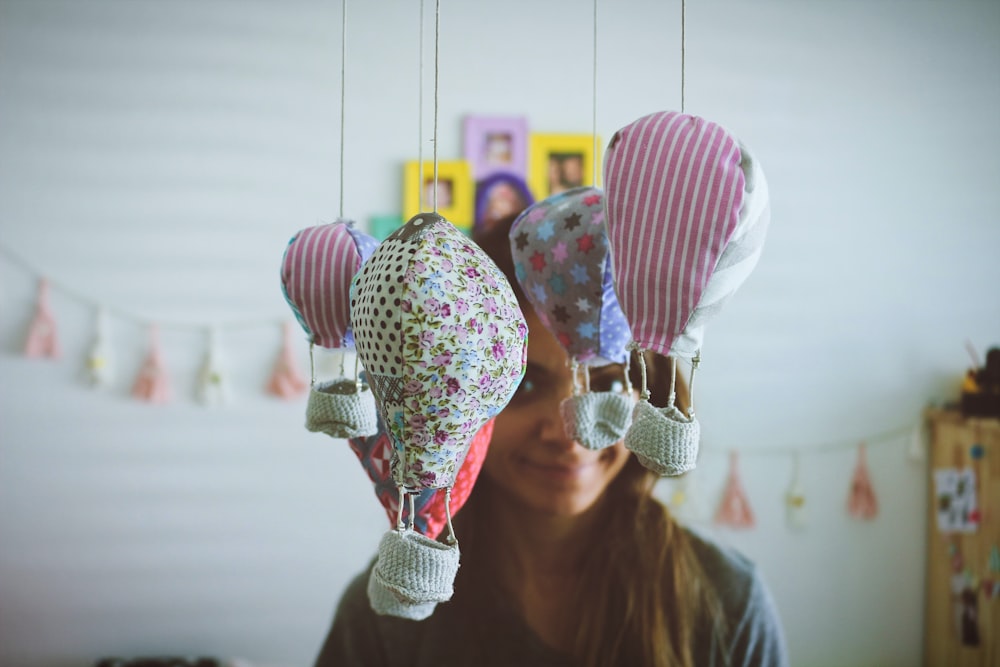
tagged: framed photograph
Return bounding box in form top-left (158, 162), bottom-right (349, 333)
top-left (528, 133), bottom-right (601, 200)
top-left (403, 160), bottom-right (474, 232)
top-left (463, 115), bottom-right (529, 180)
top-left (474, 172), bottom-right (535, 235)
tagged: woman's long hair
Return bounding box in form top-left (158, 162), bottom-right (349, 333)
top-left (451, 215), bottom-right (720, 667)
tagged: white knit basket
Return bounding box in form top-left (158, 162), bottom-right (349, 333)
top-left (624, 399), bottom-right (700, 476)
top-left (367, 528), bottom-right (461, 620)
top-left (560, 391), bottom-right (635, 450)
top-left (305, 379), bottom-right (378, 438)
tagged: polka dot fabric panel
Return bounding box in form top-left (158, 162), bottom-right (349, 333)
top-left (351, 213), bottom-right (527, 491)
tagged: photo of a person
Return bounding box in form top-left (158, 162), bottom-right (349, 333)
top-left (473, 173), bottom-right (534, 234)
top-left (423, 178), bottom-right (453, 209)
top-left (547, 152), bottom-right (584, 195)
top-left (484, 132), bottom-right (513, 166)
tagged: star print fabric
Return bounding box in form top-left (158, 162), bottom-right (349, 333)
top-left (510, 187), bottom-right (631, 366)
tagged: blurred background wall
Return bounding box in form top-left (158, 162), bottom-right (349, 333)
top-left (1, 1), bottom-right (998, 665)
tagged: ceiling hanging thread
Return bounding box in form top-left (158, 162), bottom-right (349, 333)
top-left (591, 0), bottom-right (599, 186)
top-left (680, 0), bottom-right (686, 113)
top-left (432, 0), bottom-right (441, 212)
top-left (338, 0), bottom-right (347, 218)
top-left (417, 0), bottom-right (425, 211)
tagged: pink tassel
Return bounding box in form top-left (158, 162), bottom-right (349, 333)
top-left (847, 442), bottom-right (878, 520)
top-left (715, 451), bottom-right (756, 529)
top-left (132, 325), bottom-right (172, 404)
top-left (266, 322), bottom-right (308, 399)
top-left (24, 279), bottom-right (60, 359)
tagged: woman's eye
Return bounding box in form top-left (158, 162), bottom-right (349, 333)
top-left (590, 374), bottom-right (626, 394)
top-left (511, 377), bottom-right (537, 402)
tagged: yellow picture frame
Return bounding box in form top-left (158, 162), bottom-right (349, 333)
top-left (403, 160), bottom-right (474, 232)
top-left (528, 133), bottom-right (601, 200)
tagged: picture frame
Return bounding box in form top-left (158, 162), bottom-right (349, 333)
top-left (473, 172), bottom-right (535, 235)
top-left (463, 115), bottom-right (529, 180)
top-left (403, 160), bottom-right (474, 232)
top-left (528, 133), bottom-right (601, 200)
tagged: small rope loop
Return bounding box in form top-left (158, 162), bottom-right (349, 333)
top-left (395, 486), bottom-right (407, 531)
top-left (623, 352), bottom-right (633, 395)
top-left (444, 487), bottom-right (457, 545)
top-left (354, 352), bottom-right (363, 392)
top-left (570, 359), bottom-right (581, 396)
top-left (628, 343), bottom-right (651, 401)
top-left (688, 350), bottom-right (700, 417)
top-left (309, 341), bottom-right (316, 387)
top-left (668, 356), bottom-right (677, 409)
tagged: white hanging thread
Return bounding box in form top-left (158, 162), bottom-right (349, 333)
top-left (338, 0), bottom-right (347, 218)
top-left (417, 0), bottom-right (425, 211)
top-left (680, 0), bottom-right (686, 113)
top-left (591, 0), bottom-right (599, 186)
top-left (431, 0), bottom-right (441, 211)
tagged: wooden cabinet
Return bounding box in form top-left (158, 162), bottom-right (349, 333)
top-left (925, 410), bottom-right (1000, 667)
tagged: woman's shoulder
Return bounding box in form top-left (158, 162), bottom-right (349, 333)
top-left (682, 526), bottom-right (790, 667)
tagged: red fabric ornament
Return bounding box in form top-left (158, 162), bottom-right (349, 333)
top-left (847, 443), bottom-right (878, 520)
top-left (715, 451), bottom-right (756, 529)
top-left (24, 279), bottom-right (60, 359)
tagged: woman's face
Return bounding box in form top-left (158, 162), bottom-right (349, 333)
top-left (483, 309), bottom-right (632, 517)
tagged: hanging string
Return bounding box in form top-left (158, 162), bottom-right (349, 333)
top-left (338, 0), bottom-right (347, 218)
top-left (591, 0), bottom-right (599, 186)
top-left (432, 0), bottom-right (441, 211)
top-left (0, 242), bottom-right (285, 332)
top-left (417, 0), bottom-right (425, 211)
top-left (680, 0), bottom-right (686, 113)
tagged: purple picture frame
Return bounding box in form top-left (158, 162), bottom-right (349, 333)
top-left (463, 115), bottom-right (529, 180)
top-left (474, 172), bottom-right (535, 235)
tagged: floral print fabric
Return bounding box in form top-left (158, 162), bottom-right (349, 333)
top-left (351, 213), bottom-right (527, 490)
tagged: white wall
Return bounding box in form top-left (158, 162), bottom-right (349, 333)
top-left (0, 1), bottom-right (998, 666)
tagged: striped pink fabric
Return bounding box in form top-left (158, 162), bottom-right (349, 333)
top-left (604, 111), bottom-right (746, 358)
top-left (281, 223), bottom-right (364, 349)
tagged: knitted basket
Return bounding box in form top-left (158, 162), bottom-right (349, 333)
top-left (624, 400), bottom-right (700, 476)
top-left (560, 391), bottom-right (635, 450)
top-left (367, 528), bottom-right (461, 620)
top-left (305, 379), bottom-right (378, 439)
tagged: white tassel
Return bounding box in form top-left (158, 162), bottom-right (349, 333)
top-left (197, 326), bottom-right (229, 406)
top-left (786, 453), bottom-right (807, 530)
top-left (85, 306), bottom-right (113, 388)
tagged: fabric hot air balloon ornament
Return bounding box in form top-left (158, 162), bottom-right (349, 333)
top-left (604, 111), bottom-right (770, 476)
top-left (280, 219), bottom-right (380, 438)
top-left (351, 212), bottom-right (527, 620)
top-left (510, 186), bottom-right (635, 450)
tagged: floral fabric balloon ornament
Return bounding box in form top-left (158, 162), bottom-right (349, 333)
top-left (351, 212), bottom-right (527, 620)
top-left (510, 187), bottom-right (634, 450)
top-left (280, 220), bottom-right (379, 438)
top-left (348, 417), bottom-right (494, 540)
top-left (604, 111), bottom-right (771, 476)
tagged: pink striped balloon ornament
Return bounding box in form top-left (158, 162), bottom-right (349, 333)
top-left (351, 212), bottom-right (527, 619)
top-left (280, 219), bottom-right (380, 438)
top-left (510, 187), bottom-right (636, 451)
top-left (603, 111), bottom-right (770, 476)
